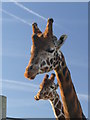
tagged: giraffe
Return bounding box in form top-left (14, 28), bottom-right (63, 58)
top-left (24, 18), bottom-right (86, 119)
top-left (34, 73), bottom-right (66, 120)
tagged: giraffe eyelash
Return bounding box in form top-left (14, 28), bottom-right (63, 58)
top-left (46, 49), bottom-right (54, 53)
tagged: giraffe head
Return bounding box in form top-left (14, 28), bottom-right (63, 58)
top-left (24, 18), bottom-right (67, 79)
top-left (34, 73), bottom-right (59, 100)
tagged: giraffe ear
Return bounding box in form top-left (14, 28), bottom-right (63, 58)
top-left (56, 34), bottom-right (67, 49)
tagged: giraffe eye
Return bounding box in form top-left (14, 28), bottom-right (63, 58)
top-left (51, 86), bottom-right (54, 89)
top-left (46, 48), bottom-right (54, 53)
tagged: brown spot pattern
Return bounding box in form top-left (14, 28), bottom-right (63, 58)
top-left (46, 58), bottom-right (50, 65)
top-left (56, 101), bottom-right (62, 108)
top-left (54, 98), bottom-right (58, 106)
top-left (55, 107), bottom-right (60, 116)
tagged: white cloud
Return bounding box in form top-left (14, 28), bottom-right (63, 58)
top-left (78, 93), bottom-right (89, 102)
top-left (67, 58), bottom-right (88, 69)
top-left (1, 79), bottom-right (89, 102)
top-left (1, 9), bottom-right (32, 26)
top-left (2, 0), bottom-right (70, 33)
top-left (10, 0), bottom-right (47, 21)
top-left (1, 79), bottom-right (39, 92)
top-left (1, 79), bottom-right (49, 108)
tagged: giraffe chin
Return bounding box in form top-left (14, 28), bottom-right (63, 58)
top-left (29, 76), bottom-right (35, 80)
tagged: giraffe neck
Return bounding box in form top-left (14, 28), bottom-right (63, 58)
top-left (54, 60), bottom-right (83, 119)
top-left (49, 93), bottom-right (65, 119)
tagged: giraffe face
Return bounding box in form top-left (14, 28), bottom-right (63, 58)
top-left (24, 18), bottom-right (67, 80)
top-left (34, 74), bottom-right (59, 100)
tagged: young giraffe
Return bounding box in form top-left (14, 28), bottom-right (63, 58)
top-left (24, 18), bottom-right (86, 119)
top-left (34, 73), bottom-right (66, 120)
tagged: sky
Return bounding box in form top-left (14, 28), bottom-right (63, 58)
top-left (1, 2), bottom-right (88, 118)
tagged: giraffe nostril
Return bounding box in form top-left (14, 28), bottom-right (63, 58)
top-left (26, 65), bottom-right (33, 72)
top-left (29, 65), bottom-right (33, 70)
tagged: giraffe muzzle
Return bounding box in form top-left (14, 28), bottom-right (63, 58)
top-left (34, 96), bottom-right (40, 101)
top-left (24, 71), bottom-right (36, 80)
top-left (24, 65), bottom-right (38, 80)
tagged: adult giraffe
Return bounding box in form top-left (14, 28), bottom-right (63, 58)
top-left (24, 18), bottom-right (86, 119)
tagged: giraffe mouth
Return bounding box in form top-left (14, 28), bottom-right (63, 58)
top-left (24, 71), bottom-right (36, 80)
top-left (29, 76), bottom-right (35, 79)
top-left (34, 96), bottom-right (40, 101)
